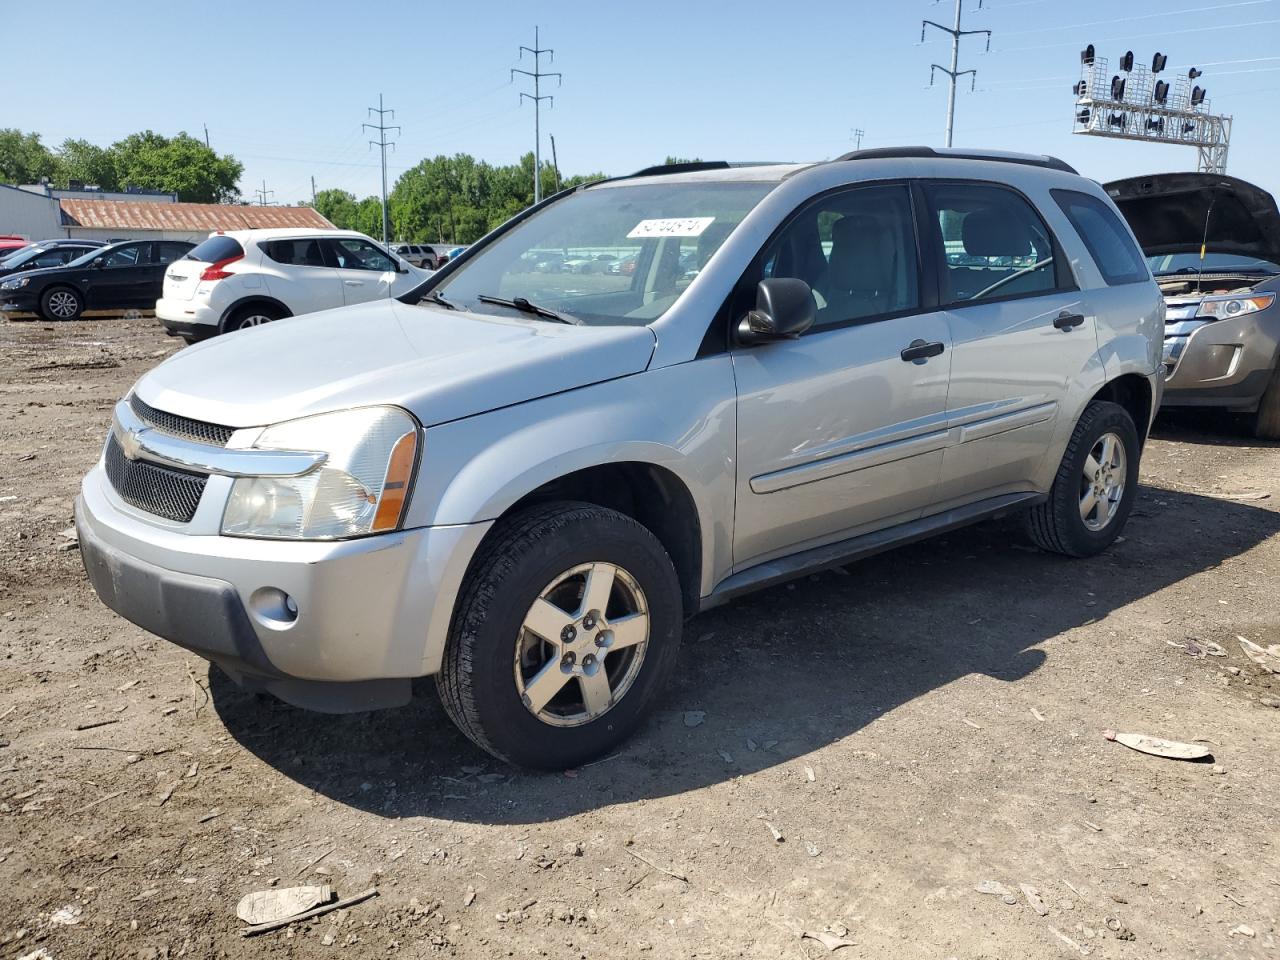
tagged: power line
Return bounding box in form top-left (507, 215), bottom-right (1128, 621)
top-left (999, 0), bottom-right (1272, 37)
top-left (511, 26), bottom-right (561, 206)
top-left (922, 0), bottom-right (992, 147)
top-left (364, 94), bottom-right (400, 245)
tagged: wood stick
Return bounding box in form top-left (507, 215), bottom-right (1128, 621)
top-left (84, 789), bottom-right (125, 810)
top-left (73, 719), bottom-right (120, 731)
top-left (241, 887), bottom-right (378, 937)
top-left (624, 847), bottom-right (687, 883)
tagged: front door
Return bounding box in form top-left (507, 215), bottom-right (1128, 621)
top-left (83, 242), bottom-right (155, 309)
top-left (731, 183), bottom-right (953, 569)
top-left (920, 182), bottom-right (1100, 506)
top-left (325, 236), bottom-right (399, 306)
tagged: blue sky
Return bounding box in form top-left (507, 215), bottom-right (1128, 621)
top-left (7, 0), bottom-right (1280, 203)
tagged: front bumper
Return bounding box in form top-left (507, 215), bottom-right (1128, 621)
top-left (0, 291), bottom-right (40, 313)
top-left (77, 463), bottom-right (491, 712)
top-left (1162, 304), bottom-right (1280, 411)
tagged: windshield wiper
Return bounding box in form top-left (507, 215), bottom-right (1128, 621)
top-left (424, 290), bottom-right (459, 310)
top-left (476, 294), bottom-right (580, 325)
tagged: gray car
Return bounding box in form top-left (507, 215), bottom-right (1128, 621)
top-left (1106, 173), bottom-right (1280, 438)
top-left (75, 148), bottom-right (1163, 768)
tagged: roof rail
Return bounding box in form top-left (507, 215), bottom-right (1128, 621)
top-left (834, 146), bottom-right (1077, 175)
top-left (628, 161), bottom-right (733, 177)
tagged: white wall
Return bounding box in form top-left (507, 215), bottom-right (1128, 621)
top-left (0, 186), bottom-right (64, 240)
top-left (64, 227), bottom-right (211, 243)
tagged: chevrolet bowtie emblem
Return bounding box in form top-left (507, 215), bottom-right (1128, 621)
top-left (119, 426), bottom-right (146, 461)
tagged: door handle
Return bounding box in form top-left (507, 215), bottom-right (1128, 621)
top-left (344, 280), bottom-right (364, 286)
top-left (1054, 310), bottom-right (1085, 330)
top-left (900, 339), bottom-right (946, 363)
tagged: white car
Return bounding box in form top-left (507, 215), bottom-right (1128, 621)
top-left (156, 228), bottom-right (431, 342)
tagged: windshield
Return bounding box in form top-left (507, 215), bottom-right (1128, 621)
top-left (65, 244), bottom-right (122, 268)
top-left (0, 246), bottom-right (32, 266)
top-left (1148, 252), bottom-right (1280, 276)
top-left (426, 180), bottom-right (776, 326)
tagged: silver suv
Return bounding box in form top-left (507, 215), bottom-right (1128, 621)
top-left (75, 148), bottom-right (1164, 768)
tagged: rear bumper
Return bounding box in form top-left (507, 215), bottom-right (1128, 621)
top-left (156, 297), bottom-right (219, 334)
top-left (76, 462), bottom-right (492, 712)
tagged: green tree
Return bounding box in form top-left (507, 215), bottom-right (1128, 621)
top-left (109, 131), bottom-right (243, 203)
top-left (312, 188), bottom-right (360, 229)
top-left (54, 139), bottom-right (118, 190)
top-left (0, 129), bottom-right (58, 184)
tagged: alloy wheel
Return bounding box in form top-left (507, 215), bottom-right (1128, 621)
top-left (47, 291), bottom-right (79, 319)
top-left (1079, 431), bottom-right (1127, 531)
top-left (513, 562), bottom-right (650, 727)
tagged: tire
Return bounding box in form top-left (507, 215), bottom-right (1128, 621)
top-left (437, 501), bottom-right (683, 769)
top-left (1026, 400), bottom-right (1140, 557)
top-left (40, 286), bottom-right (83, 322)
top-left (1253, 362), bottom-right (1280, 440)
top-left (223, 303), bottom-right (283, 334)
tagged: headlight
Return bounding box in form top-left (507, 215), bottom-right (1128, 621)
top-left (1196, 293), bottom-right (1275, 319)
top-left (0, 277), bottom-right (30, 290)
top-left (221, 406), bottom-right (419, 540)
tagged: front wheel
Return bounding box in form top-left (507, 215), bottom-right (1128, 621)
top-left (40, 286), bottom-right (83, 322)
top-left (1026, 400), bottom-right (1140, 557)
top-left (437, 502), bottom-right (683, 769)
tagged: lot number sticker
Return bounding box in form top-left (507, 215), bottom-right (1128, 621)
top-left (627, 217), bottom-right (716, 239)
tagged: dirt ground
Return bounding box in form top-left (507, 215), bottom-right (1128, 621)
top-left (0, 315), bottom-right (1277, 960)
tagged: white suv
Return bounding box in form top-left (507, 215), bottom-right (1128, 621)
top-left (156, 229), bottom-right (430, 342)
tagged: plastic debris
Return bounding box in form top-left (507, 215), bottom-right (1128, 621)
top-left (975, 880), bottom-right (1018, 905)
top-left (1102, 730), bottom-right (1211, 760)
top-left (1230, 924), bottom-right (1256, 938)
top-left (1030, 707), bottom-right (1046, 722)
top-left (765, 821), bottom-right (784, 843)
top-left (804, 765), bottom-right (816, 782)
top-left (805, 840), bottom-right (821, 857)
top-left (50, 903), bottom-right (82, 925)
top-left (237, 885), bottom-right (333, 925)
top-left (800, 929), bottom-right (855, 951)
top-left (241, 887), bottom-right (377, 938)
top-left (1106, 916), bottom-right (1135, 940)
top-left (463, 885), bottom-right (476, 907)
top-left (1020, 884), bottom-right (1048, 916)
top-left (1237, 636), bottom-right (1280, 673)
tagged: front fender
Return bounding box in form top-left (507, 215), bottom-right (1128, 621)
top-left (405, 358), bottom-right (739, 597)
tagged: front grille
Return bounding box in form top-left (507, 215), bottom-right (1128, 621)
top-left (130, 394), bottom-right (234, 447)
top-left (104, 434), bottom-right (208, 523)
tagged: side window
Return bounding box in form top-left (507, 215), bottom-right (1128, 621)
top-left (329, 237), bottom-right (394, 272)
top-left (157, 242), bottom-right (191, 265)
top-left (262, 238), bottom-right (329, 267)
top-left (101, 243), bottom-right (151, 268)
top-left (1052, 189), bottom-right (1150, 286)
top-left (32, 250), bottom-right (74, 268)
top-left (759, 183), bottom-right (919, 328)
top-left (926, 183), bottom-right (1064, 304)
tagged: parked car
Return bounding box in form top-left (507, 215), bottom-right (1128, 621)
top-left (1106, 173), bottom-right (1280, 438)
top-left (0, 238), bottom-right (193, 321)
top-left (0, 239), bottom-right (105, 279)
top-left (0, 235), bottom-right (30, 258)
top-left (392, 243), bottom-right (433, 268)
top-left (156, 229), bottom-right (430, 342)
top-left (76, 148), bottom-right (1162, 769)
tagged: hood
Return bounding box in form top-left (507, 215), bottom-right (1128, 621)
top-left (136, 299), bottom-right (656, 429)
top-left (1104, 173), bottom-right (1280, 264)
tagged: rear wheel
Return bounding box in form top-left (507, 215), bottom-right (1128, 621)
top-left (223, 303), bottom-right (283, 333)
top-left (40, 286), bottom-right (83, 322)
top-left (1253, 362), bottom-right (1280, 440)
top-left (437, 502), bottom-right (683, 769)
top-left (1026, 401), bottom-right (1140, 557)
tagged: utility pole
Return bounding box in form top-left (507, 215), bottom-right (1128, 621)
top-left (310, 175), bottom-right (317, 205)
top-left (253, 180), bottom-right (274, 206)
top-left (512, 27), bottom-right (561, 206)
top-left (851, 128), bottom-right (865, 150)
top-left (922, 0), bottom-right (991, 147)
top-left (364, 94), bottom-right (400, 245)
top-left (203, 124), bottom-right (211, 149)
top-left (549, 134), bottom-right (562, 193)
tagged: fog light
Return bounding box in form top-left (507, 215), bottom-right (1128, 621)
top-left (249, 587), bottom-right (299, 630)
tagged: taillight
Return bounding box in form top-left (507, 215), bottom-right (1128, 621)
top-left (199, 253), bottom-right (243, 281)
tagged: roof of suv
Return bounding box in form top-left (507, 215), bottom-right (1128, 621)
top-left (205, 227), bottom-right (375, 243)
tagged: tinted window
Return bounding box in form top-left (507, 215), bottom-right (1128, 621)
top-left (760, 183), bottom-right (919, 328)
top-left (186, 235), bottom-right (245, 264)
top-left (1052, 190), bottom-right (1149, 286)
top-left (261, 238), bottom-right (328, 267)
top-left (926, 183), bottom-right (1063, 303)
top-left (101, 243), bottom-right (152, 267)
top-left (157, 242), bottom-right (193, 264)
top-left (30, 249), bottom-right (79, 268)
top-left (329, 237), bottom-right (395, 272)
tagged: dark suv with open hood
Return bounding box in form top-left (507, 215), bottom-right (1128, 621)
top-left (1106, 173), bottom-right (1280, 438)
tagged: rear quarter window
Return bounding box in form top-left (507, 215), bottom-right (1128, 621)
top-left (1052, 189), bottom-right (1150, 286)
top-left (186, 235), bottom-right (245, 263)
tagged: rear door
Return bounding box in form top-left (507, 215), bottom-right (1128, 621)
top-left (83, 242), bottom-right (154, 309)
top-left (923, 181), bottom-right (1098, 505)
top-left (731, 182), bottom-right (953, 568)
top-left (324, 236), bottom-right (400, 305)
top-left (259, 237), bottom-right (344, 316)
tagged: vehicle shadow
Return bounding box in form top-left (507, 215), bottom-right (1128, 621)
top-left (1152, 407), bottom-right (1279, 448)
top-left (210, 484), bottom-right (1279, 824)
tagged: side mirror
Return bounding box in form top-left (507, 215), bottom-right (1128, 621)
top-left (737, 278), bottom-right (816, 345)
top-left (92, 256), bottom-right (106, 269)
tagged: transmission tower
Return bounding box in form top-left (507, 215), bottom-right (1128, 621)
top-left (922, 0), bottom-right (991, 147)
top-left (512, 27), bottom-right (561, 206)
top-left (253, 180), bottom-right (275, 206)
top-left (364, 94), bottom-right (400, 245)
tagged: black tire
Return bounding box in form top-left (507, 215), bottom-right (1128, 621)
top-left (222, 303), bottom-right (284, 334)
top-left (1026, 400), bottom-right (1140, 557)
top-left (39, 286), bottom-right (83, 322)
top-left (1253, 362), bottom-right (1280, 440)
top-left (437, 501), bottom-right (683, 769)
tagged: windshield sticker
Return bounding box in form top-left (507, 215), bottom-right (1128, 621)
top-left (627, 217), bottom-right (716, 239)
